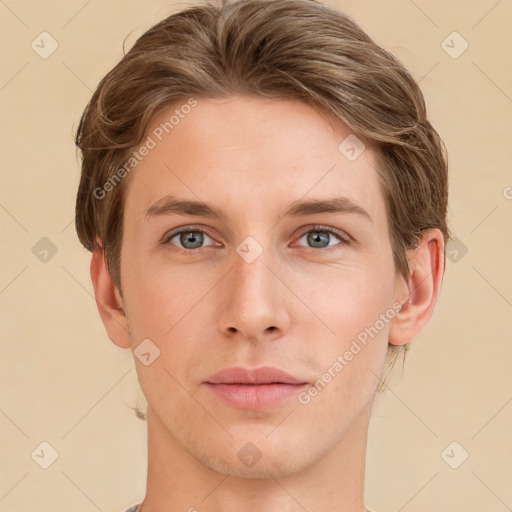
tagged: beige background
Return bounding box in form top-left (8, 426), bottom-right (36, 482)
top-left (1, 0), bottom-right (511, 511)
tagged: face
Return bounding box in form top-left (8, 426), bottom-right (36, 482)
top-left (118, 96), bottom-right (405, 478)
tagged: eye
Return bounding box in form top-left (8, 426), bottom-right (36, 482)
top-left (161, 224), bottom-right (351, 254)
top-left (163, 227), bottom-right (219, 252)
top-left (295, 225), bottom-right (350, 250)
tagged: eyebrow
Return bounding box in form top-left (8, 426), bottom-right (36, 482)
top-left (144, 195), bottom-right (372, 223)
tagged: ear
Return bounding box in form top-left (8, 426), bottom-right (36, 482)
top-left (389, 228), bottom-right (445, 346)
top-left (90, 246), bottom-right (131, 349)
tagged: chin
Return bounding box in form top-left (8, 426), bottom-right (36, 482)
top-left (200, 451), bottom-right (308, 480)
top-left (191, 431), bottom-right (317, 480)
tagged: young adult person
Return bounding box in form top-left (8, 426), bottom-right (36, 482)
top-left (74, 1), bottom-right (450, 510)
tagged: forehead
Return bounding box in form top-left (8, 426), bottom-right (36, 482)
top-left (123, 96), bottom-right (386, 228)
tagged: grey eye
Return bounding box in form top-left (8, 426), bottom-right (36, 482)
top-left (170, 230), bottom-right (213, 249)
top-left (298, 229), bottom-right (344, 249)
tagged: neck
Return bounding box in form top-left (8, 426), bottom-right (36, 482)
top-left (138, 404), bottom-right (372, 512)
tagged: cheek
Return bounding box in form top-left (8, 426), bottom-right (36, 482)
top-left (296, 262), bottom-right (394, 393)
top-left (122, 262), bottom-right (189, 339)
top-left (298, 262), bottom-right (395, 334)
top-left (303, 299), bottom-right (391, 418)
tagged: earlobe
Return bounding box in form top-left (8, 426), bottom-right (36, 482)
top-left (389, 229), bottom-right (445, 346)
top-left (90, 247), bottom-right (131, 349)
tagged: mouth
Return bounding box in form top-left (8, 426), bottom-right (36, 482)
top-left (203, 366), bottom-right (309, 409)
top-left (203, 382), bottom-right (308, 409)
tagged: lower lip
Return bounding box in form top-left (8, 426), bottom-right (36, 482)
top-left (204, 383), bottom-right (308, 409)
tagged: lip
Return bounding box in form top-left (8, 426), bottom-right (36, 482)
top-left (205, 366), bottom-right (307, 385)
top-left (203, 366), bottom-right (308, 409)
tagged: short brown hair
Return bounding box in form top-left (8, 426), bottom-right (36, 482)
top-left (75, 0), bottom-right (450, 389)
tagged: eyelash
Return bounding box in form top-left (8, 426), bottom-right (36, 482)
top-left (161, 224), bottom-right (351, 256)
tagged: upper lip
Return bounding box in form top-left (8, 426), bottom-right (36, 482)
top-left (205, 366), bottom-right (307, 385)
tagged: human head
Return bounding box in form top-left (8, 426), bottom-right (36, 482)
top-left (75, 0), bottom-right (449, 407)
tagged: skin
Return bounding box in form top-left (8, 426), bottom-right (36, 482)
top-left (90, 96), bottom-right (444, 512)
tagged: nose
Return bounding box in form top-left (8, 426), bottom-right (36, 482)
top-left (217, 244), bottom-right (291, 343)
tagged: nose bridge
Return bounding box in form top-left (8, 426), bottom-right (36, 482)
top-left (217, 234), bottom-right (289, 339)
top-left (232, 241), bottom-right (275, 309)
top-left (232, 230), bottom-right (274, 294)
